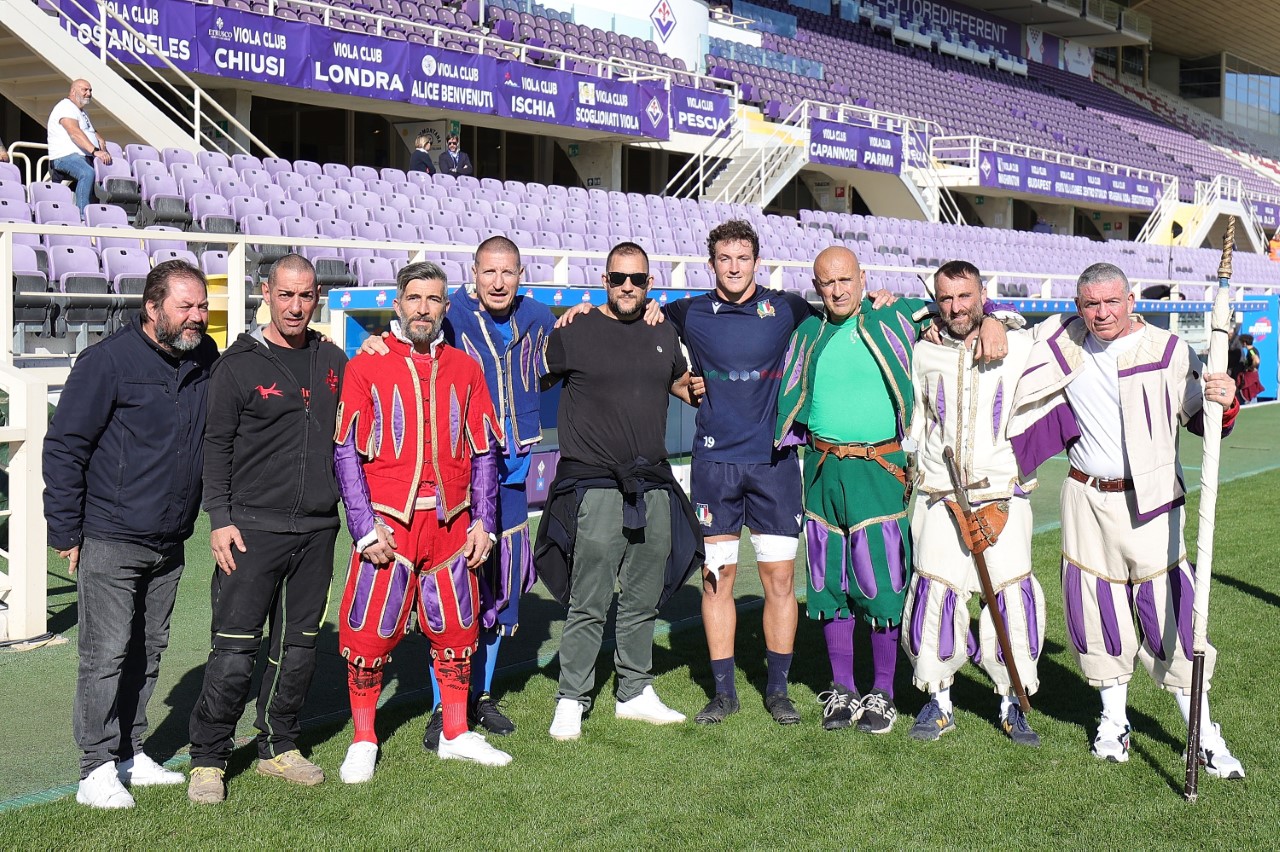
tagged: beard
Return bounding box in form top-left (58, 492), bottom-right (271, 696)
top-left (155, 310), bottom-right (206, 352)
top-left (943, 309), bottom-right (982, 340)
top-left (399, 312), bottom-right (440, 345)
top-left (607, 292), bottom-right (644, 321)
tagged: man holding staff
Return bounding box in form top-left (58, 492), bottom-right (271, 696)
top-left (1008, 262), bottom-right (1244, 777)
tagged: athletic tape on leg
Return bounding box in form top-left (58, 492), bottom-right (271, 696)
top-left (750, 533), bottom-right (799, 562)
top-left (704, 539), bottom-right (740, 581)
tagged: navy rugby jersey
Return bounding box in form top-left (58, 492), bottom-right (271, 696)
top-left (665, 287), bottom-right (816, 463)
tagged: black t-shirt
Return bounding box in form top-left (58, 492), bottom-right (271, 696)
top-left (546, 310), bottom-right (687, 467)
top-left (266, 339), bottom-right (311, 398)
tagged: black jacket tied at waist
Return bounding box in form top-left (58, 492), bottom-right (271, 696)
top-left (533, 457), bottom-right (705, 608)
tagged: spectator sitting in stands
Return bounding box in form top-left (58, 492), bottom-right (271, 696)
top-left (47, 78), bottom-right (112, 216)
top-left (409, 132), bottom-right (435, 175)
top-left (438, 134), bottom-right (473, 177)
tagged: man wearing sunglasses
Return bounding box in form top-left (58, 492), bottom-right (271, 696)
top-left (534, 242), bottom-right (703, 742)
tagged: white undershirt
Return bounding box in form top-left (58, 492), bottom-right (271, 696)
top-left (1065, 325), bottom-right (1145, 479)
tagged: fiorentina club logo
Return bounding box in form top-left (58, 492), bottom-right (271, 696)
top-left (695, 503), bottom-right (713, 527)
top-left (651, 0), bottom-right (677, 43)
top-left (980, 156), bottom-right (993, 180)
top-left (757, 300), bottom-right (775, 318)
top-left (645, 97), bottom-right (664, 128)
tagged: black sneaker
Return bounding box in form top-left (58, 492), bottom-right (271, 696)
top-left (470, 692), bottom-right (516, 737)
top-left (1000, 705), bottom-right (1040, 747)
top-left (817, 684), bottom-right (859, 731)
top-left (856, 689), bottom-right (897, 734)
top-left (764, 692), bottom-right (801, 725)
top-left (909, 699), bottom-right (956, 741)
top-left (694, 692), bottom-right (741, 725)
top-left (421, 707), bottom-right (443, 753)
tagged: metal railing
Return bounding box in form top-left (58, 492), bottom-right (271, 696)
top-left (711, 99), bottom-right (809, 206)
top-left (1135, 179), bottom-right (1181, 244)
top-left (664, 113), bottom-right (742, 200)
top-left (930, 135), bottom-right (1177, 188)
top-left (52, 0), bottom-right (276, 158)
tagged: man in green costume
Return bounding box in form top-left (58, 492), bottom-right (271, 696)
top-left (776, 246), bottom-right (1009, 734)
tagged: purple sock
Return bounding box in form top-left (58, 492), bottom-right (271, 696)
top-left (823, 616), bottom-right (856, 692)
top-left (710, 656), bottom-right (737, 698)
top-left (765, 649), bottom-right (792, 696)
top-left (870, 624), bottom-right (901, 699)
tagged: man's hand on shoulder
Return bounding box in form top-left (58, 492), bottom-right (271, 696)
top-left (554, 302), bottom-right (593, 329)
top-left (643, 298), bottom-right (665, 326)
top-left (867, 289), bottom-right (898, 309)
top-left (973, 316), bottom-right (1009, 364)
top-left (210, 525), bottom-right (247, 574)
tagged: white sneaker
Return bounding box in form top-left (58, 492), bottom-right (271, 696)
top-left (1197, 723), bottom-right (1246, 780)
top-left (117, 752), bottom-right (184, 787)
top-left (438, 731), bottom-right (513, 766)
top-left (549, 698), bottom-right (584, 741)
top-left (339, 741), bottom-right (379, 784)
top-left (1092, 721), bottom-right (1131, 763)
top-left (615, 685), bottom-right (686, 725)
top-left (77, 762), bottom-right (136, 809)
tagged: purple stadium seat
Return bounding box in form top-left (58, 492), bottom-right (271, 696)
top-left (336, 203), bottom-right (370, 225)
top-left (231, 195), bottom-right (268, 221)
top-left (369, 205), bottom-right (401, 226)
top-left (255, 182), bottom-right (287, 203)
top-left (151, 247), bottom-right (200, 266)
top-left (263, 157), bottom-right (294, 177)
top-left (179, 173), bottom-right (216, 201)
top-left (29, 181), bottom-right (76, 207)
top-left (93, 159), bottom-right (141, 210)
top-left (232, 154), bottom-right (264, 172)
top-left (48, 244), bottom-right (111, 330)
top-left (352, 255), bottom-right (397, 288)
top-left (275, 171), bottom-right (307, 192)
top-left (269, 198), bottom-right (303, 219)
top-left (380, 167), bottom-right (408, 184)
top-left (307, 174), bottom-right (337, 193)
top-left (293, 159), bottom-right (322, 177)
top-left (322, 187), bottom-right (353, 208)
top-left (190, 193), bottom-right (237, 234)
top-left (351, 165), bottom-right (379, 183)
top-left (322, 162), bottom-right (351, 180)
top-left (385, 221), bottom-right (418, 244)
top-left (11, 242), bottom-right (54, 340)
top-left (125, 143), bottom-right (161, 164)
top-left (162, 147), bottom-right (196, 168)
top-left (304, 200), bottom-right (336, 221)
top-left (198, 151), bottom-right (231, 172)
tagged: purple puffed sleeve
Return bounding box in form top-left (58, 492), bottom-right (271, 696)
top-left (469, 447), bottom-right (498, 535)
top-left (335, 433), bottom-right (377, 547)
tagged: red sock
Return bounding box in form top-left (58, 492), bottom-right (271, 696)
top-left (436, 658), bottom-right (471, 739)
top-left (348, 664), bottom-right (382, 744)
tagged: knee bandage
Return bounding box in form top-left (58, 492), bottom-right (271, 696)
top-left (704, 540), bottom-right (740, 572)
top-left (750, 533), bottom-right (799, 563)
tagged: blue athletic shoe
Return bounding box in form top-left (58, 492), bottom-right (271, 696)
top-left (909, 699), bottom-right (955, 741)
top-left (1001, 705), bottom-right (1041, 747)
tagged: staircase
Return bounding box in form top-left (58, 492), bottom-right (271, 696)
top-left (703, 103), bottom-right (809, 207)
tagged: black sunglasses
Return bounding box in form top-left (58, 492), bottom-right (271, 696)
top-left (607, 271), bottom-right (649, 287)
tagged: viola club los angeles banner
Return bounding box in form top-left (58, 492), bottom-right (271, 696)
top-left (977, 150), bottom-right (1164, 210)
top-left (64, 0), bottom-right (671, 140)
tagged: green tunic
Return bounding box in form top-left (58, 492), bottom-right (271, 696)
top-left (776, 298), bottom-right (928, 626)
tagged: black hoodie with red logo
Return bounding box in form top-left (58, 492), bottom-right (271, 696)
top-left (202, 327), bottom-right (348, 534)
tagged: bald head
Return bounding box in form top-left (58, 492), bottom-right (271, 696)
top-left (812, 246), bottom-right (866, 320)
top-left (69, 79), bottom-right (93, 109)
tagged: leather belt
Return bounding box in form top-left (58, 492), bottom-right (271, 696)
top-left (1068, 466), bottom-right (1133, 493)
top-left (812, 437), bottom-right (907, 488)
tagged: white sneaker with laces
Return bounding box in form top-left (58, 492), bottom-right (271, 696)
top-left (438, 730), bottom-right (513, 766)
top-left (1197, 723), bottom-right (1246, 780)
top-left (615, 685), bottom-right (686, 725)
top-left (77, 762), bottom-right (136, 809)
top-left (1092, 721), bottom-right (1131, 763)
top-left (117, 752), bottom-right (184, 787)
top-left (549, 698), bottom-right (584, 741)
top-left (339, 741), bottom-right (379, 784)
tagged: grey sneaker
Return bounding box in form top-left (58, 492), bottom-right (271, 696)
top-left (857, 689), bottom-right (897, 734)
top-left (909, 699), bottom-right (956, 741)
top-left (817, 684), bottom-right (860, 731)
top-left (1001, 705), bottom-right (1041, 747)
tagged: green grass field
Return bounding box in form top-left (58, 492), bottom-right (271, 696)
top-left (1, 406), bottom-right (1278, 848)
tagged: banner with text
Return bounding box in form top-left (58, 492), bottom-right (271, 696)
top-left (63, 0), bottom-right (197, 71)
top-left (1250, 199), bottom-right (1279, 232)
top-left (69, 0), bottom-right (671, 141)
top-left (808, 119), bottom-right (902, 174)
top-left (977, 150), bottom-right (1162, 210)
top-left (867, 0), bottom-right (1019, 55)
top-left (671, 86), bottom-right (732, 136)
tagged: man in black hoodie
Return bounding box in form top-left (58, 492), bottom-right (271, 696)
top-left (187, 254), bottom-right (347, 804)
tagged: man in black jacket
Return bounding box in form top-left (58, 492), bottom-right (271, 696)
top-left (438, 133), bottom-right (473, 177)
top-left (44, 259), bottom-right (218, 809)
top-left (536, 242), bottom-right (700, 742)
top-left (186, 255), bottom-right (347, 804)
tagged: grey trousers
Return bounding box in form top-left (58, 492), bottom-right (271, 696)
top-left (74, 537), bottom-right (185, 778)
top-left (557, 488), bottom-right (671, 709)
